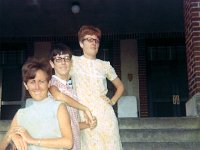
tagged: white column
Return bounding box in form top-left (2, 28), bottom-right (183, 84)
top-left (119, 39), bottom-right (139, 117)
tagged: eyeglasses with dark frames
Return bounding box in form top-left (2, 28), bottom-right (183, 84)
top-left (53, 56), bottom-right (71, 63)
top-left (82, 38), bottom-right (100, 44)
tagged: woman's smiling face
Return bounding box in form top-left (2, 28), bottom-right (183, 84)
top-left (24, 69), bottom-right (49, 101)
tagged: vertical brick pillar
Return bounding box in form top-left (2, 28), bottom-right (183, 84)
top-left (184, 0), bottom-right (200, 98)
top-left (138, 39), bottom-right (148, 117)
top-left (112, 39), bottom-right (121, 78)
top-left (184, 0), bottom-right (200, 116)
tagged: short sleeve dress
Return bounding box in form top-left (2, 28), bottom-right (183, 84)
top-left (17, 97), bottom-right (65, 150)
top-left (49, 75), bottom-right (81, 150)
top-left (70, 55), bottom-right (123, 150)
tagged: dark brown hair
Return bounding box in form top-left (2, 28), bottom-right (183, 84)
top-left (49, 43), bottom-right (72, 62)
top-left (22, 57), bottom-right (52, 83)
top-left (78, 25), bottom-right (101, 42)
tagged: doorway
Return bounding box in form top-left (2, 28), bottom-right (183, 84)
top-left (147, 45), bottom-right (188, 117)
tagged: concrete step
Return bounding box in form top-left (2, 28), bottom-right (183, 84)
top-left (120, 129), bottom-right (200, 142)
top-left (122, 142), bottom-right (200, 150)
top-left (1, 118), bottom-right (200, 150)
top-left (119, 117), bottom-right (200, 150)
top-left (118, 117), bottom-right (200, 129)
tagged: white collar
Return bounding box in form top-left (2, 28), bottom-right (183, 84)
top-left (52, 75), bottom-right (67, 85)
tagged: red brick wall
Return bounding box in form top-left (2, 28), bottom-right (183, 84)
top-left (138, 39), bottom-right (148, 117)
top-left (184, 0), bottom-right (200, 98)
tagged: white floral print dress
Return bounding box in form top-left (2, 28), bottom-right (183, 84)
top-left (70, 55), bottom-right (123, 150)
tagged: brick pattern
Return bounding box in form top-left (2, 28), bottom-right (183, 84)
top-left (111, 39), bottom-right (121, 115)
top-left (112, 39), bottom-right (121, 77)
top-left (184, 0), bottom-right (200, 98)
top-left (137, 39), bottom-right (148, 117)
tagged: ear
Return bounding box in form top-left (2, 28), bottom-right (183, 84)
top-left (23, 82), bottom-right (28, 90)
top-left (79, 41), bottom-right (84, 49)
top-left (49, 60), bottom-right (54, 68)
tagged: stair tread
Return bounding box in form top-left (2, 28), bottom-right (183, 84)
top-left (119, 117), bottom-right (200, 144)
top-left (118, 117), bottom-right (200, 129)
top-left (122, 142), bottom-right (200, 150)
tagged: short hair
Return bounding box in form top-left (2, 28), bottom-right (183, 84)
top-left (22, 57), bottom-right (52, 83)
top-left (50, 43), bottom-right (72, 62)
top-left (78, 25), bottom-right (101, 42)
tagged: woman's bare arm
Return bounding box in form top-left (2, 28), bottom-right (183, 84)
top-left (110, 77), bottom-right (124, 105)
top-left (49, 85), bottom-right (93, 123)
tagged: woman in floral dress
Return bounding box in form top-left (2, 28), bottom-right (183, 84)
top-left (70, 25), bottom-right (124, 150)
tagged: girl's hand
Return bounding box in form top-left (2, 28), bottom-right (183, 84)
top-left (84, 108), bottom-right (94, 125)
top-left (100, 95), bottom-right (114, 106)
top-left (89, 116), bottom-right (97, 129)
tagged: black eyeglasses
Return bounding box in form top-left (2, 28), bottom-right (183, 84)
top-left (53, 56), bottom-right (71, 63)
top-left (82, 38), bottom-right (100, 44)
